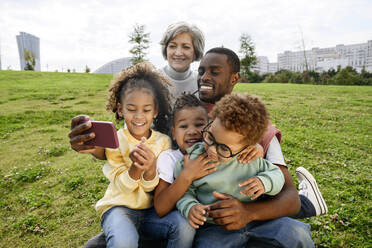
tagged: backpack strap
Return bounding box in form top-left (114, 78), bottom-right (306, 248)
top-left (259, 123), bottom-right (282, 156)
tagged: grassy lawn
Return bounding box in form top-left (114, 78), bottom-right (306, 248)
top-left (0, 70), bottom-right (371, 247)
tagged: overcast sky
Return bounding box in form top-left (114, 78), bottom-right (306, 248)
top-left (1, 0), bottom-right (371, 72)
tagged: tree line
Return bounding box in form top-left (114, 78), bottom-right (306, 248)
top-left (246, 66), bottom-right (372, 86)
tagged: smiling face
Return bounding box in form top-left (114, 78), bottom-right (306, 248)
top-left (172, 106), bottom-right (208, 154)
top-left (166, 32), bottom-right (195, 72)
top-left (118, 88), bottom-right (158, 140)
top-left (197, 52), bottom-right (239, 104)
top-left (203, 118), bottom-right (247, 162)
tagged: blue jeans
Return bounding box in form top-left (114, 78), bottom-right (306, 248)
top-left (101, 206), bottom-right (195, 248)
top-left (194, 217), bottom-right (314, 248)
top-left (294, 195), bottom-right (317, 219)
top-left (140, 209), bottom-right (195, 247)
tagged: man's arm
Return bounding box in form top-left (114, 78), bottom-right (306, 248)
top-left (208, 165), bottom-right (300, 230)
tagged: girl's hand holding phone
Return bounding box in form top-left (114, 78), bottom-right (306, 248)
top-left (68, 116), bottom-right (107, 160)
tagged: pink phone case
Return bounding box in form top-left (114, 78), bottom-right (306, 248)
top-left (84, 121), bottom-right (119, 149)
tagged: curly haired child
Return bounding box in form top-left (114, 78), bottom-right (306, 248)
top-left (88, 62), bottom-right (193, 248)
top-left (174, 93), bottom-right (295, 247)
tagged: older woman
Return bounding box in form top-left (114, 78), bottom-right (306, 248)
top-left (159, 22), bottom-right (205, 100)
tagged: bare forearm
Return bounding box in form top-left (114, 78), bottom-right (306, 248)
top-left (91, 147), bottom-right (106, 160)
top-left (154, 173), bottom-right (193, 217)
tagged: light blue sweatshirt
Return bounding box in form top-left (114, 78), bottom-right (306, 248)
top-left (174, 143), bottom-right (284, 223)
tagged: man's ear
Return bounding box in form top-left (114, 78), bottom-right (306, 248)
top-left (232, 72), bottom-right (240, 85)
top-left (230, 72), bottom-right (240, 87)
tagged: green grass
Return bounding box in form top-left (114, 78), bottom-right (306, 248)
top-left (0, 70), bottom-right (371, 247)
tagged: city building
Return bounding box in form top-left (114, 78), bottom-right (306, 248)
top-left (94, 57), bottom-right (132, 74)
top-left (268, 63), bottom-right (278, 74)
top-left (277, 40), bottom-right (372, 73)
top-left (254, 56), bottom-right (279, 75)
top-left (255, 40), bottom-right (372, 74)
top-left (253, 56), bottom-right (269, 74)
top-left (16, 32), bottom-right (40, 71)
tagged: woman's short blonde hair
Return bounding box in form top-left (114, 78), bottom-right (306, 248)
top-left (160, 22), bottom-right (205, 61)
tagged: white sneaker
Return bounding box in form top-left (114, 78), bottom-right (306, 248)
top-left (296, 167), bottom-right (328, 216)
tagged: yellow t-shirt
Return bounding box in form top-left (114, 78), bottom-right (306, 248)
top-left (95, 128), bottom-right (171, 216)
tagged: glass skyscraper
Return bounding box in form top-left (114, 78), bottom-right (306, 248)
top-left (16, 32), bottom-right (40, 71)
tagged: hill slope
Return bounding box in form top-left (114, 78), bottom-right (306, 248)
top-left (0, 70), bottom-right (371, 247)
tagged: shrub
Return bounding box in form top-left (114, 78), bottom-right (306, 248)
top-left (329, 68), bottom-right (359, 85)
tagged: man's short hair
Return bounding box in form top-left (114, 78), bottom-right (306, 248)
top-left (160, 22), bottom-right (205, 61)
top-left (206, 47), bottom-right (240, 73)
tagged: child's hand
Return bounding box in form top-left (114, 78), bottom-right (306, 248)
top-left (128, 137), bottom-right (144, 163)
top-left (188, 204), bottom-right (210, 229)
top-left (182, 153), bottom-right (218, 182)
top-left (130, 139), bottom-right (157, 180)
top-left (239, 177), bottom-right (265, 200)
top-left (237, 144), bottom-right (264, 163)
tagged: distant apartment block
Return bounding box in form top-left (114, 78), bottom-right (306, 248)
top-left (256, 40), bottom-right (372, 74)
top-left (268, 62), bottom-right (278, 74)
top-left (254, 56), bottom-right (279, 74)
top-left (94, 57), bottom-right (132, 74)
top-left (278, 40), bottom-right (372, 73)
top-left (16, 32), bottom-right (40, 71)
top-left (253, 56), bottom-right (269, 74)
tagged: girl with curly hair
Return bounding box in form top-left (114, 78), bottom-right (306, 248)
top-left (90, 62), bottom-right (194, 248)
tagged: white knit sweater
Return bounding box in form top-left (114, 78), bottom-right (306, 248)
top-left (160, 64), bottom-right (199, 103)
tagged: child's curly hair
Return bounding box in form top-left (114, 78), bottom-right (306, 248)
top-left (172, 93), bottom-right (208, 125)
top-left (209, 93), bottom-right (269, 146)
top-left (106, 61), bottom-right (172, 134)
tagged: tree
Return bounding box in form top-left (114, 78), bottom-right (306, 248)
top-left (24, 49), bottom-right (36, 70)
top-left (299, 28), bottom-right (309, 71)
top-left (328, 67), bottom-right (358, 85)
top-left (85, 65), bottom-right (90, 73)
top-left (129, 23), bottom-right (150, 65)
top-left (239, 33), bottom-right (257, 80)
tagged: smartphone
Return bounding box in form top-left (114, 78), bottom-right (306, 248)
top-left (84, 121), bottom-right (119, 149)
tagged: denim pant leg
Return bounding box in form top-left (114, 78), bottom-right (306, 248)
top-left (140, 208), bottom-right (195, 248)
top-left (293, 194), bottom-right (317, 219)
top-left (247, 217), bottom-right (314, 248)
top-left (101, 206), bottom-right (143, 248)
top-left (194, 223), bottom-right (248, 248)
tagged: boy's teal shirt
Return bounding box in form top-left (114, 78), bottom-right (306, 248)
top-left (174, 142), bottom-right (284, 224)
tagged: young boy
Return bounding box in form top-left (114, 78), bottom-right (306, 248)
top-left (175, 93), bottom-right (314, 247)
